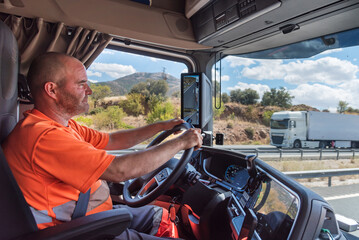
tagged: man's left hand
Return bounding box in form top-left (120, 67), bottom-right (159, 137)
top-left (162, 118), bottom-right (185, 132)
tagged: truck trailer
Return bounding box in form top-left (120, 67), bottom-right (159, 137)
top-left (270, 111), bottom-right (359, 148)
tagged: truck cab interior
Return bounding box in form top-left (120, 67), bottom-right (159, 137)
top-left (1, 0), bottom-right (359, 239)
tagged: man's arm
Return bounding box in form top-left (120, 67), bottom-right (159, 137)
top-left (104, 118), bottom-right (184, 150)
top-left (100, 128), bottom-right (202, 182)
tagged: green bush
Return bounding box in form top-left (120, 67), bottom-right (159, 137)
top-left (74, 116), bottom-right (93, 127)
top-left (119, 93), bottom-right (145, 116)
top-left (89, 107), bottom-right (105, 115)
top-left (148, 94), bottom-right (166, 112)
top-left (244, 127), bottom-right (254, 139)
top-left (227, 122), bottom-right (233, 129)
top-left (262, 110), bottom-right (274, 126)
top-left (146, 101), bottom-right (174, 124)
top-left (93, 106), bottom-right (127, 130)
top-left (213, 100), bottom-right (225, 119)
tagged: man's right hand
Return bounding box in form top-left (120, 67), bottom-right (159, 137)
top-left (177, 128), bottom-right (203, 151)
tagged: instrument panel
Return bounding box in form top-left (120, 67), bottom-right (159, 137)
top-left (201, 152), bottom-right (299, 240)
top-left (224, 165), bottom-right (249, 189)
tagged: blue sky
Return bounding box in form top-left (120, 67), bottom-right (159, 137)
top-left (87, 46), bottom-right (359, 112)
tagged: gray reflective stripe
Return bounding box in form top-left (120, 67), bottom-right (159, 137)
top-left (52, 200), bottom-right (76, 222)
top-left (30, 181), bottom-right (110, 224)
top-left (149, 206), bottom-right (163, 235)
top-left (87, 180), bottom-right (110, 212)
top-left (29, 206), bottom-right (52, 224)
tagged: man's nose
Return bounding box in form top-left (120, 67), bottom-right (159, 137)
top-left (86, 84), bottom-right (92, 95)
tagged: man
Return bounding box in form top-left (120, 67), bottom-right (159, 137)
top-left (2, 52), bottom-right (203, 239)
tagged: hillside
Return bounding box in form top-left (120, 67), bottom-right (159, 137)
top-left (213, 103), bottom-right (319, 145)
top-left (91, 73), bottom-right (319, 145)
top-left (97, 72), bottom-right (180, 96)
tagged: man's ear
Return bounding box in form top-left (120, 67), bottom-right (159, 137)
top-left (44, 82), bottom-right (58, 100)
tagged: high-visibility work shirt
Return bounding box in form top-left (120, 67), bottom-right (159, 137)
top-left (2, 109), bottom-right (115, 229)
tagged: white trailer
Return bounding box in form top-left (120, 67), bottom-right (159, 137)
top-left (270, 111), bottom-right (359, 148)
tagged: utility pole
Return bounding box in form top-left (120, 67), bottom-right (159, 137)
top-left (162, 67), bottom-right (167, 81)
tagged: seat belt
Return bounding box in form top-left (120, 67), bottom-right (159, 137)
top-left (71, 188), bottom-right (91, 220)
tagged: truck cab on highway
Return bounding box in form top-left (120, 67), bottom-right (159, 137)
top-left (271, 111), bottom-right (359, 148)
top-left (270, 111), bottom-right (306, 148)
top-left (1, 0), bottom-right (359, 240)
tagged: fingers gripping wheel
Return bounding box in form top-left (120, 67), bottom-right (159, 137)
top-left (123, 123), bottom-right (194, 207)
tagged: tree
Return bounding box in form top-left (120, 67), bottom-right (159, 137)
top-left (230, 88), bottom-right (259, 105)
top-left (230, 89), bottom-right (242, 103)
top-left (222, 92), bottom-right (230, 103)
top-left (241, 89), bottom-right (259, 105)
top-left (261, 87), bottom-right (293, 108)
top-left (130, 79), bottom-right (168, 99)
top-left (337, 100), bottom-right (349, 113)
top-left (90, 84), bottom-right (112, 108)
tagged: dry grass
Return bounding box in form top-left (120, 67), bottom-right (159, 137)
top-left (266, 158), bottom-right (359, 187)
top-left (268, 158), bottom-right (359, 172)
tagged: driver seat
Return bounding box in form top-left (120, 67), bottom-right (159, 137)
top-left (0, 19), bottom-right (132, 240)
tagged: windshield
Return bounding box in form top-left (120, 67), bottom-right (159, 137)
top-left (81, 27), bottom-right (359, 225)
top-left (270, 119), bottom-right (289, 129)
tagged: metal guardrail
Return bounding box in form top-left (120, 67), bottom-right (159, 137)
top-left (284, 168), bottom-right (359, 187)
top-left (108, 145), bottom-right (359, 160)
top-left (229, 148), bottom-right (359, 160)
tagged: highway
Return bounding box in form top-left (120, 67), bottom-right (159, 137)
top-left (310, 184), bottom-right (359, 237)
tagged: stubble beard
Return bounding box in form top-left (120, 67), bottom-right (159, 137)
top-left (57, 90), bottom-right (89, 117)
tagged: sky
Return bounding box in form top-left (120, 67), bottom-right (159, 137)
top-left (87, 46), bottom-right (359, 113)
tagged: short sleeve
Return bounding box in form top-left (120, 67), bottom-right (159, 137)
top-left (69, 119), bottom-right (109, 149)
top-left (32, 128), bottom-right (115, 193)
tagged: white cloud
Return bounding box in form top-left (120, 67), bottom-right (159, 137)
top-left (102, 49), bottom-right (115, 55)
top-left (88, 79), bottom-right (98, 83)
top-left (240, 57), bottom-right (358, 85)
top-left (181, 68), bottom-right (188, 74)
top-left (225, 56), bottom-right (256, 67)
top-left (241, 60), bottom-right (285, 80)
top-left (90, 62), bottom-right (136, 79)
top-left (227, 82), bottom-right (270, 98)
top-left (150, 57), bottom-right (158, 62)
top-left (87, 70), bottom-right (102, 77)
top-left (319, 48), bottom-right (342, 55)
top-left (212, 68), bottom-right (230, 82)
top-left (289, 83), bottom-right (358, 110)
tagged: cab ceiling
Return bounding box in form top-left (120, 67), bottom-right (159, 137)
top-left (0, 0), bottom-right (210, 51)
top-left (1, 0), bottom-right (359, 55)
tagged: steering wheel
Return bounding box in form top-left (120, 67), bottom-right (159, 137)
top-left (123, 122), bottom-right (194, 207)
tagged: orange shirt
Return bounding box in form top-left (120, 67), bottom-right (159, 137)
top-left (2, 109), bottom-right (115, 229)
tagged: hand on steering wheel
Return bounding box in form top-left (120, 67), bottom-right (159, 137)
top-left (123, 122), bottom-right (196, 207)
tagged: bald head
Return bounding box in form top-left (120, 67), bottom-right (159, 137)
top-left (27, 52), bottom-right (81, 99)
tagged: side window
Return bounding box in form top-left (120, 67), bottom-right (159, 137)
top-left (75, 49), bottom-right (187, 136)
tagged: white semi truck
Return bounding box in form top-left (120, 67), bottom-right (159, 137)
top-left (270, 111), bottom-right (359, 148)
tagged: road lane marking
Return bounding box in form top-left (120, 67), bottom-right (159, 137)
top-left (325, 193), bottom-right (359, 201)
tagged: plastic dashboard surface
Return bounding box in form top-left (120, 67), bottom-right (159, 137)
top-left (202, 154), bottom-right (298, 239)
top-left (194, 147), bottom-right (344, 240)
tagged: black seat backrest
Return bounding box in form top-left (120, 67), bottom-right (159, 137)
top-left (0, 20), bottom-right (18, 143)
top-left (0, 146), bottom-right (38, 239)
top-left (0, 20), bottom-right (38, 239)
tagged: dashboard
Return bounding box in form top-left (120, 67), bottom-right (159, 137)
top-left (182, 147), bottom-right (344, 240)
top-left (201, 154), bottom-right (298, 239)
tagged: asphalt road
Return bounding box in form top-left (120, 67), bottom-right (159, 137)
top-left (310, 184), bottom-right (359, 237)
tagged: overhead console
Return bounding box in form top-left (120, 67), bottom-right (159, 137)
top-left (191, 0), bottom-right (280, 46)
top-left (190, 0), bottom-right (359, 53)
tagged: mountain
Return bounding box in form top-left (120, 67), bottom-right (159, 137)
top-left (96, 72), bottom-right (180, 96)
